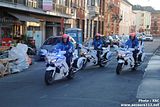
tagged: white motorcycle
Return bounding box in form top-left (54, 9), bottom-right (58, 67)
top-left (80, 45), bottom-right (112, 69)
top-left (114, 45), bottom-right (145, 75)
top-left (137, 42), bottom-right (145, 63)
top-left (44, 50), bottom-right (83, 85)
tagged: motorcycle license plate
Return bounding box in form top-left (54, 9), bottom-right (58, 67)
top-left (118, 59), bottom-right (125, 63)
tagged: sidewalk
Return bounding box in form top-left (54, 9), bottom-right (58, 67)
top-left (137, 47), bottom-right (160, 99)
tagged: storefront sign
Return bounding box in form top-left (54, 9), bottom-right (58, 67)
top-left (43, 0), bottom-right (53, 11)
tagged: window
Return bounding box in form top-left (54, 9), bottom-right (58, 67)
top-left (65, 0), bottom-right (69, 7)
top-left (27, 0), bottom-right (38, 8)
top-left (87, 0), bottom-right (89, 5)
top-left (91, 0), bottom-right (95, 6)
top-left (141, 13), bottom-right (144, 17)
top-left (86, 19), bottom-right (89, 38)
top-left (78, 0), bottom-right (81, 7)
top-left (59, 0), bottom-right (65, 5)
top-left (97, 0), bottom-right (100, 6)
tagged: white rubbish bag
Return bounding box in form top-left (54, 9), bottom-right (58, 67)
top-left (9, 43), bottom-right (29, 73)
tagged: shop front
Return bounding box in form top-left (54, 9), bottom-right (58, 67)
top-left (0, 11), bottom-right (24, 47)
top-left (26, 22), bottom-right (42, 49)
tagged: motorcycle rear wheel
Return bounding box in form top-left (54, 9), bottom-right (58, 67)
top-left (67, 69), bottom-right (75, 79)
top-left (116, 63), bottom-right (123, 75)
top-left (99, 62), bottom-right (106, 67)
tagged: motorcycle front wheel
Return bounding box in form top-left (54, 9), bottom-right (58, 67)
top-left (99, 60), bottom-right (107, 67)
top-left (45, 71), bottom-right (56, 85)
top-left (99, 62), bottom-right (106, 67)
top-left (116, 63), bottom-right (123, 75)
top-left (67, 69), bottom-right (75, 79)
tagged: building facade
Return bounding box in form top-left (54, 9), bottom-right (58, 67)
top-left (119, 0), bottom-right (135, 35)
top-left (73, 0), bottom-right (85, 41)
top-left (134, 10), bottom-right (151, 34)
top-left (130, 11), bottom-right (136, 33)
top-left (0, 0), bottom-right (76, 48)
top-left (104, 0), bottom-right (121, 36)
top-left (151, 11), bottom-right (160, 36)
top-left (84, 0), bottom-right (105, 40)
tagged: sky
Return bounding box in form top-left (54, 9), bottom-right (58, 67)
top-left (128, 0), bottom-right (160, 10)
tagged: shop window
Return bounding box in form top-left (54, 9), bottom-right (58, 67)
top-left (27, 26), bottom-right (40, 31)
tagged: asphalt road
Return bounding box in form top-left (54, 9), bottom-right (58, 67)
top-left (0, 38), bottom-right (160, 107)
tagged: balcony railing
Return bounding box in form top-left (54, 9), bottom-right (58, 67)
top-left (0, 0), bottom-right (76, 17)
top-left (0, 0), bottom-right (42, 9)
top-left (0, 0), bottom-right (25, 5)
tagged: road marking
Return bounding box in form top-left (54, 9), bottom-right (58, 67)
top-left (40, 95), bottom-right (48, 99)
top-left (145, 53), bottom-right (153, 55)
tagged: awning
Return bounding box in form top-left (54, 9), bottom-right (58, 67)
top-left (9, 13), bottom-right (40, 22)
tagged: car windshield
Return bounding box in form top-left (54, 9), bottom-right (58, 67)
top-left (43, 37), bottom-right (61, 45)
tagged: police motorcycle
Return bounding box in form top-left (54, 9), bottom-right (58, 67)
top-left (80, 44), bottom-right (112, 69)
top-left (137, 40), bottom-right (145, 64)
top-left (44, 49), bottom-right (84, 85)
top-left (114, 44), bottom-right (145, 75)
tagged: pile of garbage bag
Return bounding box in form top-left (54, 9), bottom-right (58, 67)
top-left (8, 43), bottom-right (31, 73)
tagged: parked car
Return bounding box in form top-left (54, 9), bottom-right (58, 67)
top-left (145, 34), bottom-right (153, 41)
top-left (136, 33), bottom-right (143, 40)
top-left (36, 36), bottom-right (76, 61)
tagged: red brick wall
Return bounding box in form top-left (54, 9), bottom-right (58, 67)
top-left (104, 0), bottom-right (120, 35)
top-left (151, 13), bottom-right (160, 36)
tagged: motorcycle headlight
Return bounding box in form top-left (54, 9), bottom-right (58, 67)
top-left (118, 53), bottom-right (125, 57)
top-left (50, 59), bottom-right (57, 63)
top-left (81, 52), bottom-right (87, 56)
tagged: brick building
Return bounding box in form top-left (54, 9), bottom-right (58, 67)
top-left (151, 11), bottom-right (160, 36)
top-left (104, 0), bottom-right (121, 35)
